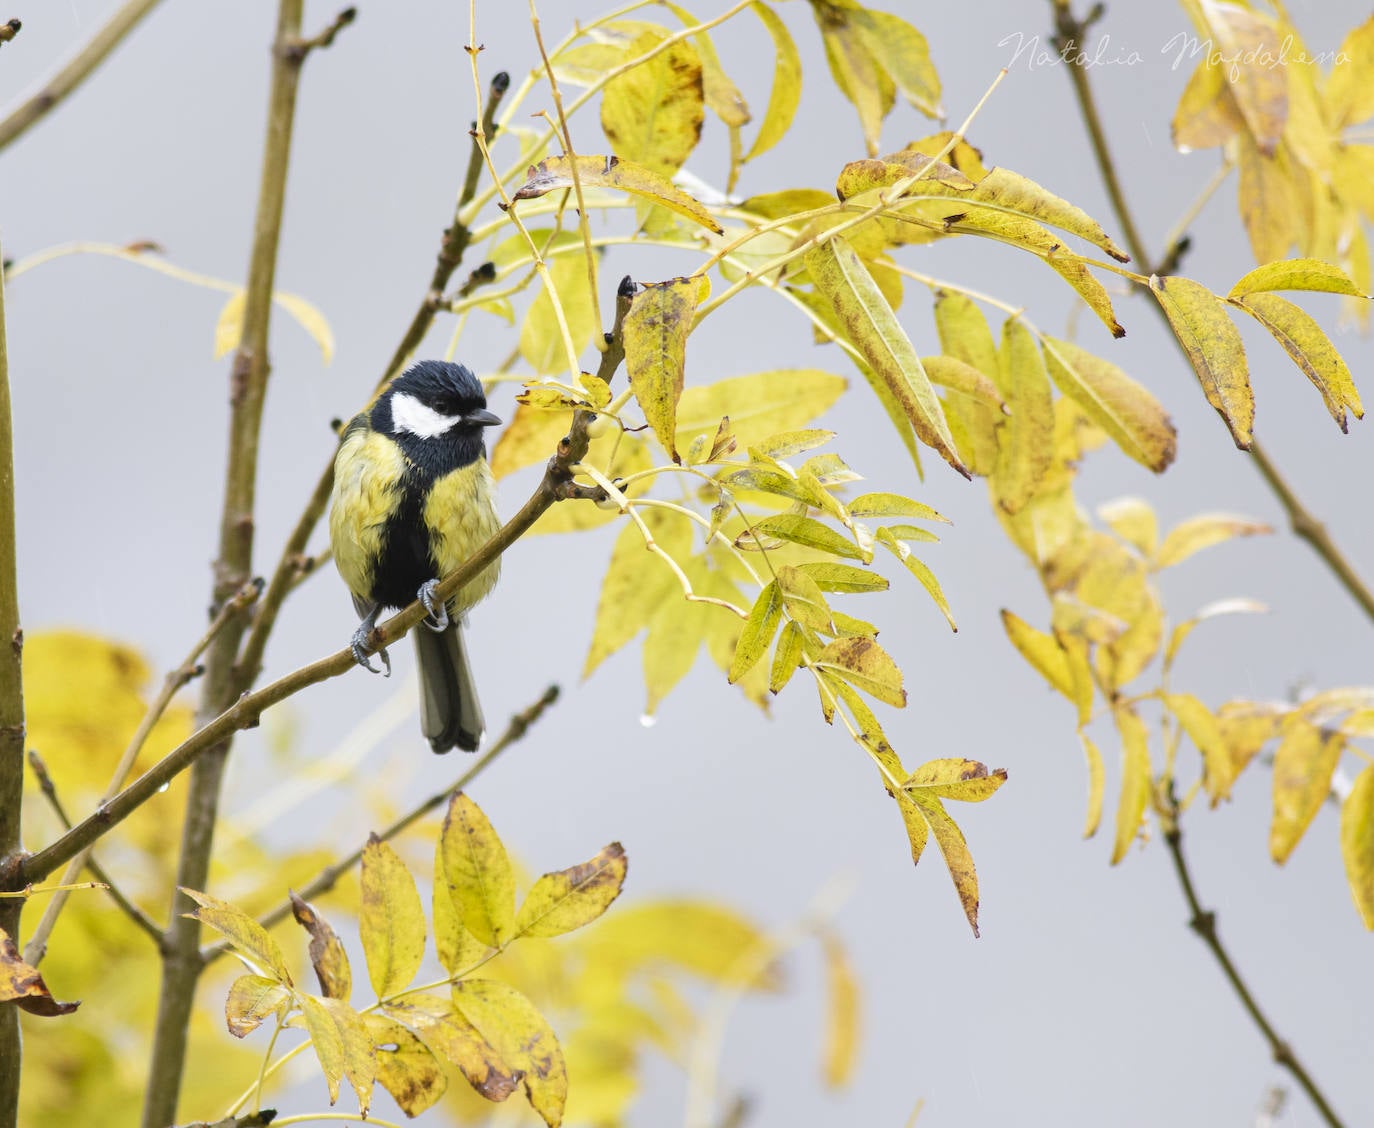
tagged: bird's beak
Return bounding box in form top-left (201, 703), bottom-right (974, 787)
top-left (465, 408), bottom-right (502, 427)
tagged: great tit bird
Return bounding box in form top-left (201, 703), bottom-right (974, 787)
top-left (329, 359), bottom-right (501, 753)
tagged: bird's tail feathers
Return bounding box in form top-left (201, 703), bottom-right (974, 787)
top-left (413, 620), bottom-right (484, 753)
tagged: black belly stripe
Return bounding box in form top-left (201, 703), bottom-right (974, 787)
top-left (372, 467), bottom-right (440, 609)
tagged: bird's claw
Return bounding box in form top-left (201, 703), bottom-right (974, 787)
top-left (350, 626), bottom-right (391, 676)
top-left (418, 580), bottom-right (449, 632)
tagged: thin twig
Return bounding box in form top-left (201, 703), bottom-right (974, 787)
top-left (25, 751), bottom-right (163, 946)
top-left (21, 579), bottom-right (259, 965)
top-left (21, 277), bottom-right (635, 890)
top-left (202, 684), bottom-right (560, 965)
top-left (235, 69), bottom-right (511, 689)
top-left (0, 230), bottom-right (26, 1128)
top-left (1162, 813), bottom-right (1345, 1127)
top-left (1050, 0), bottom-right (1374, 624)
top-left (0, 0), bottom-right (164, 151)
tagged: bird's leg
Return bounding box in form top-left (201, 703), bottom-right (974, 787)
top-left (350, 602), bottom-right (391, 676)
top-left (418, 579), bottom-right (450, 632)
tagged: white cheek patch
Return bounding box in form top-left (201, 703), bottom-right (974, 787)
top-left (391, 391), bottom-right (460, 438)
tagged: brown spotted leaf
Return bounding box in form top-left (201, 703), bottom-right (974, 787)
top-left (359, 836), bottom-right (426, 999)
top-left (624, 277), bottom-right (708, 463)
top-left (291, 891), bottom-right (351, 1002)
top-left (0, 927), bottom-right (79, 1017)
top-left (453, 979), bottom-right (568, 1128)
top-left (364, 1013), bottom-right (448, 1117)
top-left (514, 842), bottom-right (629, 939)
top-left (512, 154), bottom-right (722, 234)
top-left (225, 974), bottom-right (289, 1038)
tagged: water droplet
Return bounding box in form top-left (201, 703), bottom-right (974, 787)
top-left (639, 713), bottom-right (657, 729)
top-left (157, 782), bottom-right (170, 793)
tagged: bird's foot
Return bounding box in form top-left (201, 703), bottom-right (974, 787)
top-left (350, 624), bottom-right (391, 676)
top-left (418, 580), bottom-right (449, 631)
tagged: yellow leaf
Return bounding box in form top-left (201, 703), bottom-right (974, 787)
top-left (1234, 292), bottom-right (1364, 431)
top-left (991, 317), bottom-right (1054, 514)
top-left (1110, 706), bottom-right (1151, 865)
top-left (675, 369), bottom-right (846, 453)
top-left (874, 529), bottom-right (956, 631)
top-left (849, 7), bottom-right (940, 117)
top-left (730, 581), bottom-right (783, 683)
top-left (1165, 694), bottom-right (1236, 805)
top-left (820, 930), bottom-right (860, 1088)
top-left (515, 843), bottom-right (629, 939)
top-left (1097, 496), bottom-right (1158, 558)
top-left (799, 561), bottom-right (890, 593)
top-left (601, 30), bottom-right (704, 177)
top-left (290, 892), bottom-right (352, 1002)
top-left (551, 41), bottom-right (629, 87)
top-left (433, 841), bottom-right (487, 978)
top-left (957, 167), bottom-right (1128, 262)
top-left (1270, 722), bottom-right (1343, 864)
top-left (1000, 609), bottom-right (1073, 698)
top-left (299, 993), bottom-right (346, 1105)
top-left (1059, 631), bottom-right (1095, 730)
top-left (452, 980), bottom-right (569, 1128)
top-left (512, 154), bottom-right (722, 234)
top-left (273, 290), bottom-right (336, 365)
top-left (182, 888), bottom-right (292, 984)
top-left (777, 563), bottom-right (835, 633)
top-left (519, 233), bottom-right (601, 374)
top-left (1218, 699), bottom-right (1287, 780)
top-left (1043, 252), bottom-right (1126, 339)
top-left (902, 758), bottom-right (1007, 802)
top-left (1041, 337), bottom-right (1177, 473)
top-left (932, 289), bottom-right (1001, 475)
top-left (1155, 512), bottom-right (1272, 568)
top-left (440, 793), bottom-right (516, 948)
top-left (1149, 274), bottom-right (1254, 448)
top-left (749, 515), bottom-right (865, 559)
top-left (848, 492), bottom-right (948, 523)
top-left (769, 620), bottom-right (804, 693)
top-left (920, 355), bottom-right (1005, 412)
top-left (1236, 133), bottom-right (1296, 264)
top-left (835, 152), bottom-right (974, 201)
top-left (1172, 53), bottom-right (1243, 151)
top-left (751, 428), bottom-right (835, 458)
top-left (385, 997), bottom-right (520, 1104)
top-left (805, 236), bottom-right (967, 477)
top-left (744, 1), bottom-right (802, 161)
top-left (213, 290), bottom-right (246, 360)
top-left (1340, 764), bottom-right (1374, 929)
top-left (903, 788), bottom-right (985, 936)
top-left (584, 507), bottom-right (692, 676)
top-left (1228, 256), bottom-right (1367, 299)
top-left (643, 583), bottom-right (709, 716)
top-left (624, 276), bottom-right (706, 463)
top-left (1197, 0), bottom-right (1288, 152)
top-left (1323, 16), bottom-right (1374, 128)
top-left (581, 900), bottom-right (781, 989)
top-left (661, 2), bottom-right (749, 127)
top-left (814, 636), bottom-right (905, 707)
top-left (359, 836), bottom-right (426, 999)
top-left (225, 974), bottom-right (289, 1039)
top-left (812, 0), bottom-right (895, 156)
top-left (1079, 732), bottom-right (1106, 840)
top-left (364, 1013), bottom-right (448, 1117)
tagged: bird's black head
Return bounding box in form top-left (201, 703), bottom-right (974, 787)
top-left (372, 360), bottom-right (501, 472)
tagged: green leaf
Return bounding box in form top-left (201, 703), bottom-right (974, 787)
top-left (514, 842), bottom-right (629, 939)
top-left (991, 317), bottom-right (1054, 514)
top-left (440, 793), bottom-right (517, 949)
top-left (776, 564), bottom-right (835, 633)
top-left (1041, 336), bottom-right (1177, 472)
top-left (749, 514), bottom-right (866, 559)
top-left (804, 235), bottom-right (968, 477)
top-left (847, 492), bottom-right (948, 523)
top-left (769, 620), bottom-right (805, 693)
top-left (1150, 275), bottom-right (1253, 449)
top-left (875, 529), bottom-right (956, 630)
top-left (798, 561), bottom-right (890, 593)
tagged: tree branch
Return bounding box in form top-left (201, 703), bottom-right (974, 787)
top-left (1162, 815), bottom-right (1345, 1127)
top-left (235, 69), bottom-right (511, 689)
top-left (0, 230), bottom-right (26, 1128)
top-left (0, 0), bottom-right (164, 152)
top-left (143, 4), bottom-right (352, 1124)
top-left (19, 579), bottom-right (260, 965)
top-left (1048, 0), bottom-right (1374, 625)
top-left (21, 274), bottom-right (635, 890)
top-left (25, 751), bottom-right (163, 947)
top-left (202, 683), bottom-right (560, 966)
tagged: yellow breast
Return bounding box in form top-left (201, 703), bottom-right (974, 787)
top-left (329, 424), bottom-right (405, 600)
top-left (424, 458), bottom-right (501, 614)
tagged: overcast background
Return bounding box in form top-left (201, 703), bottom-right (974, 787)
top-left (3, 1), bottom-right (1372, 1126)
